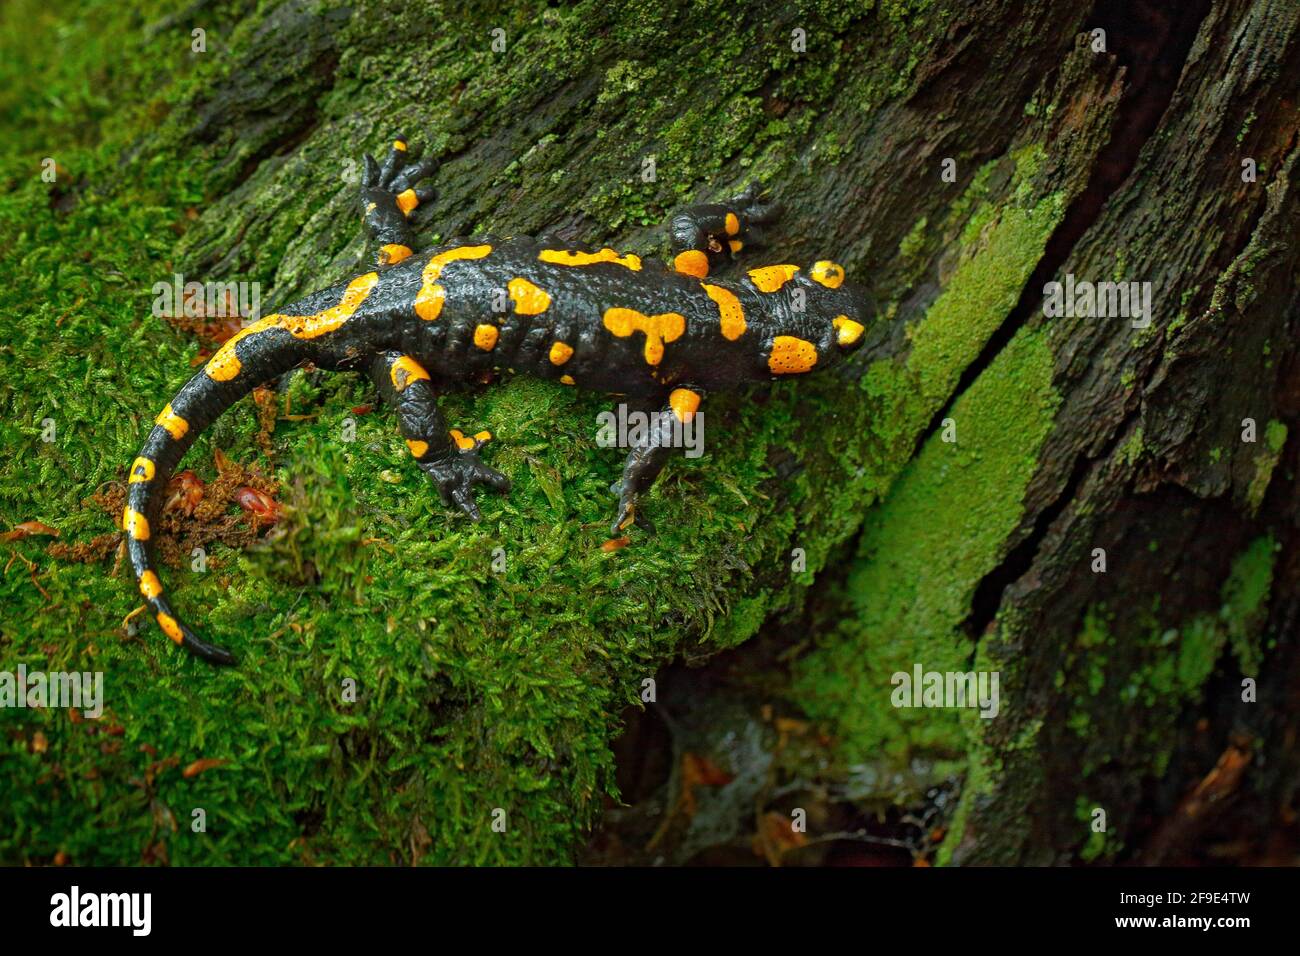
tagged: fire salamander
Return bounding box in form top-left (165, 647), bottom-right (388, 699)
top-left (125, 137), bottom-right (873, 664)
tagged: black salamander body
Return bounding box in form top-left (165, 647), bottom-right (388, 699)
top-left (125, 137), bottom-right (873, 664)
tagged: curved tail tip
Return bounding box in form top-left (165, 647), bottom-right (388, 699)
top-left (182, 627), bottom-right (238, 666)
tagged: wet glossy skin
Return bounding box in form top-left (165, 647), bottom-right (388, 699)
top-left (124, 137), bottom-right (873, 665)
top-left (255, 238), bottom-right (865, 390)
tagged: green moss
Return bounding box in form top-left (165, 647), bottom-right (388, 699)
top-left (898, 215), bottom-right (928, 261)
top-left (1220, 535), bottom-right (1275, 675)
top-left (759, 136), bottom-right (1075, 838)
top-left (907, 153), bottom-right (1061, 411)
top-left (1247, 419), bottom-right (1287, 513)
top-left (934, 696), bottom-right (1041, 863)
top-left (786, 140), bottom-right (1067, 796)
top-left (1117, 426), bottom-right (1144, 466)
top-left (1265, 418), bottom-right (1287, 452)
top-left (795, 327), bottom-right (1060, 772)
top-left (1054, 534), bottom-right (1274, 799)
top-left (1074, 796), bottom-right (1120, 862)
top-left (1237, 109), bottom-right (1256, 145)
top-left (933, 740), bottom-right (991, 867)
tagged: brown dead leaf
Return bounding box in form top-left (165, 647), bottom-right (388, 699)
top-left (680, 752), bottom-right (733, 818)
top-left (1, 521), bottom-right (60, 542)
top-left (48, 454), bottom-right (281, 571)
top-left (212, 447), bottom-right (234, 476)
top-left (233, 486), bottom-right (281, 523)
top-left (182, 757), bottom-right (227, 779)
top-left (164, 470), bottom-right (205, 516)
top-left (409, 818), bottom-right (432, 866)
top-left (752, 810), bottom-right (808, 866)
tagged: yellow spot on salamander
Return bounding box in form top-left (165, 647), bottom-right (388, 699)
top-left (474, 324), bottom-right (499, 350)
top-left (549, 341), bottom-right (574, 365)
top-left (280, 272), bottom-right (378, 339)
top-left (157, 612), bottom-right (184, 644)
top-left (602, 307), bottom-right (686, 366)
top-left (379, 243), bottom-right (413, 265)
top-left (701, 283), bottom-right (746, 340)
top-left (669, 388), bottom-right (701, 423)
top-left (205, 273), bottom-right (380, 381)
top-left (413, 286), bottom-right (445, 321)
top-left (749, 264), bottom-right (799, 292)
top-left (729, 239), bottom-right (743, 254)
top-left (673, 250), bottom-right (709, 279)
top-left (390, 355), bottom-right (431, 393)
top-left (810, 260), bottom-right (845, 289)
top-left (392, 139), bottom-right (407, 151)
top-left (833, 315), bottom-right (865, 346)
top-left (154, 404), bottom-right (189, 439)
top-left (139, 570), bottom-right (163, 600)
top-left (449, 429), bottom-right (492, 450)
top-left (768, 335), bottom-right (818, 374)
top-left (559, 374), bottom-right (576, 385)
top-left (538, 248), bottom-right (642, 270)
top-left (406, 439), bottom-right (429, 458)
top-left (123, 507), bottom-right (150, 541)
top-left (507, 277), bottom-right (551, 315)
top-left (725, 212), bottom-right (740, 236)
top-left (396, 188), bottom-right (419, 215)
top-left (129, 457), bottom-right (156, 483)
top-left (415, 245), bottom-right (493, 321)
top-left (203, 316), bottom-right (278, 381)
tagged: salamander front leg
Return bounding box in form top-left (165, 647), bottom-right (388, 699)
top-left (609, 387), bottom-right (705, 536)
top-left (369, 351), bottom-right (510, 520)
top-left (666, 182), bottom-right (782, 279)
top-left (360, 135), bottom-right (439, 267)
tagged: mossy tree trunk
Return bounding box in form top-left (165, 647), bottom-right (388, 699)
top-left (2, 0), bottom-right (1296, 865)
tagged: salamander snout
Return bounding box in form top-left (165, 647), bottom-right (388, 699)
top-left (830, 279), bottom-right (872, 354)
top-left (763, 262), bottom-right (873, 377)
top-left (806, 261), bottom-right (871, 361)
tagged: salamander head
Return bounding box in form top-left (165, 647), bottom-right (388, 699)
top-left (759, 260), bottom-right (872, 378)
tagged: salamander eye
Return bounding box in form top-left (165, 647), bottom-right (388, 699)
top-left (810, 260), bottom-right (845, 289)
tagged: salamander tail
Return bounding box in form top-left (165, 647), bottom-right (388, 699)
top-left (125, 327), bottom-right (305, 665)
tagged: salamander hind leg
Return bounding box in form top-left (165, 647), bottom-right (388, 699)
top-left (360, 135), bottom-right (440, 267)
top-left (369, 351), bottom-right (510, 520)
top-left (609, 387), bottom-right (706, 536)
